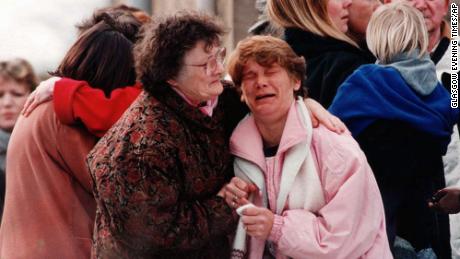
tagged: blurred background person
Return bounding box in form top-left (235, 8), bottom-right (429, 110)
top-left (0, 10), bottom-right (141, 259)
top-left (385, 0), bottom-right (450, 81)
top-left (347, 0), bottom-right (381, 47)
top-left (224, 35), bottom-right (391, 259)
top-left (250, 0), bottom-right (381, 48)
top-left (330, 3), bottom-right (457, 258)
top-left (248, 0), bottom-right (284, 37)
top-left (267, 0), bottom-right (375, 108)
top-left (0, 58), bottom-right (37, 219)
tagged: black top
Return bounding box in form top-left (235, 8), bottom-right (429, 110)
top-left (263, 145), bottom-right (279, 157)
top-left (284, 28), bottom-right (375, 107)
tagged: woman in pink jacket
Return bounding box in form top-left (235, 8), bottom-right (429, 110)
top-left (222, 35), bottom-right (392, 259)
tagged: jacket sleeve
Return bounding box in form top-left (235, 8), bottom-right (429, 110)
top-left (53, 78), bottom-right (142, 137)
top-left (269, 133), bottom-right (389, 259)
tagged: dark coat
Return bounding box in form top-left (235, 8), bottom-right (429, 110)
top-left (87, 82), bottom-right (247, 259)
top-left (284, 28), bottom-right (375, 107)
top-left (356, 120), bottom-right (451, 259)
top-left (328, 61), bottom-right (455, 258)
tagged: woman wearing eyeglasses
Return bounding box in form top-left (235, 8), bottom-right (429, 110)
top-left (0, 58), bottom-right (37, 219)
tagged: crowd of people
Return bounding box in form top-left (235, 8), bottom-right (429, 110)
top-left (0, 0), bottom-right (458, 258)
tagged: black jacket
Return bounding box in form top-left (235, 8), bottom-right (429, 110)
top-left (356, 120), bottom-right (451, 258)
top-left (284, 28), bottom-right (375, 107)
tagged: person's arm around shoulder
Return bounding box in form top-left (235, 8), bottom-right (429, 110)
top-left (221, 84), bottom-right (346, 134)
top-left (304, 98), bottom-right (346, 133)
top-left (22, 76), bottom-right (60, 116)
top-left (58, 80), bottom-right (141, 137)
top-left (22, 77), bottom-right (142, 137)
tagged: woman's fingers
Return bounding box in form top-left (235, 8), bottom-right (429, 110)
top-left (225, 183), bottom-right (248, 199)
top-left (331, 116), bottom-right (347, 133)
top-left (222, 178), bottom-right (259, 209)
top-left (21, 76), bottom-right (60, 117)
top-left (238, 197), bottom-right (250, 206)
top-left (310, 109), bottom-right (320, 127)
top-left (303, 97), bottom-right (348, 134)
top-left (21, 94), bottom-right (36, 117)
top-left (227, 177), bottom-right (255, 198)
top-left (23, 101), bottom-right (38, 117)
top-left (241, 207), bottom-right (274, 239)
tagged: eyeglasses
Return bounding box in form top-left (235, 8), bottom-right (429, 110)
top-left (184, 47), bottom-right (226, 75)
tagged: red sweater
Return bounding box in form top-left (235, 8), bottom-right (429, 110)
top-left (54, 78), bottom-right (142, 137)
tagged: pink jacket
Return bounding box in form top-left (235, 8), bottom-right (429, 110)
top-left (229, 100), bottom-right (392, 259)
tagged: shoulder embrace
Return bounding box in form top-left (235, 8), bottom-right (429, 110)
top-left (312, 125), bottom-right (367, 174)
top-left (18, 102), bottom-right (60, 133)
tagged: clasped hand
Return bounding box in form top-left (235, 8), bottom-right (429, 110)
top-left (218, 177), bottom-right (274, 240)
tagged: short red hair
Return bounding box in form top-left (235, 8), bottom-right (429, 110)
top-left (227, 35), bottom-right (306, 91)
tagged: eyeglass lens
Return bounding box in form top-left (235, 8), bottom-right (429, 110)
top-left (206, 48), bottom-right (226, 75)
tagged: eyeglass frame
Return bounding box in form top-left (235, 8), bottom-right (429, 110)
top-left (183, 47), bottom-right (226, 75)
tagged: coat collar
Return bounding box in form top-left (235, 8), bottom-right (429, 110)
top-left (231, 98), bottom-right (319, 216)
top-left (377, 50), bottom-right (438, 96)
top-left (229, 98), bottom-right (309, 172)
top-left (284, 28), bottom-right (363, 58)
top-left (147, 82), bottom-right (225, 131)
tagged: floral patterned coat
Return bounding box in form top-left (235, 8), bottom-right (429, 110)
top-left (87, 82), bottom-right (246, 258)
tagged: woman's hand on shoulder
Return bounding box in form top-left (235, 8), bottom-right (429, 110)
top-left (304, 98), bottom-right (346, 133)
top-left (21, 76), bottom-right (61, 117)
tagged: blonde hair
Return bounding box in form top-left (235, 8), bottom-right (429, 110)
top-left (267, 0), bottom-right (359, 48)
top-left (366, 2), bottom-right (428, 63)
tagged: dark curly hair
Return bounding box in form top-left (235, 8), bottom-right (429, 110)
top-left (134, 11), bottom-right (224, 95)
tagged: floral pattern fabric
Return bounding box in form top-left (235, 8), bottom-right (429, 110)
top-left (87, 83), bottom-right (245, 258)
